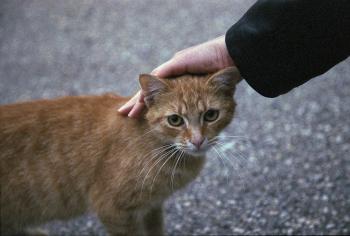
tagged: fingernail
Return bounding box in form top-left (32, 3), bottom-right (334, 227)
top-left (118, 104), bottom-right (127, 112)
top-left (151, 68), bottom-right (159, 76)
top-left (118, 103), bottom-right (131, 112)
top-left (127, 104), bottom-right (137, 117)
top-left (151, 63), bottom-right (165, 75)
top-left (128, 101), bottom-right (144, 118)
top-left (128, 109), bottom-right (136, 118)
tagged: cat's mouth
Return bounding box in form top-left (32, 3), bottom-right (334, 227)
top-left (184, 149), bottom-right (208, 157)
top-left (170, 138), bottom-right (214, 157)
top-left (177, 144), bottom-right (211, 157)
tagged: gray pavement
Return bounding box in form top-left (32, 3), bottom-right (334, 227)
top-left (1, 0), bottom-right (349, 235)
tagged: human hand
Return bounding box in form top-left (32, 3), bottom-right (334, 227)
top-left (118, 35), bottom-right (235, 118)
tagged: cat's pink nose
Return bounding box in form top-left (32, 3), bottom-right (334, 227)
top-left (191, 137), bottom-right (205, 150)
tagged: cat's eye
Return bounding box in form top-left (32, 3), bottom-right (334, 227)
top-left (204, 109), bottom-right (219, 122)
top-left (167, 114), bottom-right (184, 127)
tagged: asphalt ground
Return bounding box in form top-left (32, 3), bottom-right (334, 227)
top-left (0, 0), bottom-right (349, 235)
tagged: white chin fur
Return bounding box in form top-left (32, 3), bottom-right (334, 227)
top-left (183, 139), bottom-right (210, 157)
top-left (184, 149), bottom-right (208, 157)
top-left (174, 142), bottom-right (210, 157)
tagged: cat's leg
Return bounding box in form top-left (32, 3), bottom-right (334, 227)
top-left (1, 224), bottom-right (48, 236)
top-left (23, 227), bottom-right (49, 236)
top-left (0, 221), bottom-right (24, 236)
top-left (143, 205), bottom-right (164, 236)
top-left (98, 210), bottom-right (145, 236)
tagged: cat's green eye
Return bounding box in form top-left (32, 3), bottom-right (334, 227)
top-left (204, 109), bottom-right (219, 122)
top-left (167, 114), bottom-right (184, 127)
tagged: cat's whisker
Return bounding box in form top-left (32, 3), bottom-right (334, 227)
top-left (170, 150), bottom-right (184, 191)
top-left (180, 150), bottom-right (186, 170)
top-left (211, 147), bottom-right (231, 183)
top-left (216, 135), bottom-right (248, 138)
top-left (138, 144), bottom-right (174, 177)
top-left (211, 141), bottom-right (241, 169)
top-left (119, 127), bottom-right (157, 156)
top-left (213, 141), bottom-right (250, 184)
top-left (126, 127), bottom-right (155, 144)
top-left (214, 141), bottom-right (248, 161)
top-left (214, 135), bottom-right (249, 139)
top-left (140, 143), bottom-right (186, 195)
top-left (140, 146), bottom-right (175, 183)
top-left (216, 148), bottom-right (247, 188)
top-left (208, 139), bottom-right (219, 146)
top-left (150, 148), bottom-right (180, 194)
top-left (208, 136), bottom-right (250, 147)
top-left (213, 146), bottom-right (237, 169)
top-left (139, 145), bottom-right (177, 195)
top-left (211, 140), bottom-right (238, 154)
top-left (212, 146), bottom-right (228, 169)
top-left (137, 146), bottom-right (174, 186)
top-left (174, 143), bottom-right (186, 149)
top-left (144, 143), bottom-right (174, 157)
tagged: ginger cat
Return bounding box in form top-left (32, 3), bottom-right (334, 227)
top-left (0, 67), bottom-right (241, 236)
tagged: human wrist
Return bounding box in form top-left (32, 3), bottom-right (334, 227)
top-left (217, 35), bottom-right (235, 68)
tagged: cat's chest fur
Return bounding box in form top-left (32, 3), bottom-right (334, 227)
top-left (92, 133), bottom-right (206, 209)
top-left (0, 94), bottom-right (205, 224)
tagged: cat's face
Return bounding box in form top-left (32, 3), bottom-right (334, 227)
top-left (140, 67), bottom-right (241, 156)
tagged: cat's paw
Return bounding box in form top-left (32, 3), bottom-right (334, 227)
top-left (24, 228), bottom-right (49, 236)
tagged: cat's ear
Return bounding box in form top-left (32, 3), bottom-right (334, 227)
top-left (207, 66), bottom-right (241, 92)
top-left (139, 74), bottom-right (168, 107)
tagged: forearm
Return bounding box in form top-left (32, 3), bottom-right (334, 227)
top-left (225, 0), bottom-right (350, 97)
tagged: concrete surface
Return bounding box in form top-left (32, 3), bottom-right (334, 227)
top-left (1, 0), bottom-right (349, 235)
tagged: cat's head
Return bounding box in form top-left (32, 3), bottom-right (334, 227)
top-left (139, 67), bottom-right (241, 156)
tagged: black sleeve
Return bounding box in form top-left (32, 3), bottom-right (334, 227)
top-left (225, 0), bottom-right (350, 97)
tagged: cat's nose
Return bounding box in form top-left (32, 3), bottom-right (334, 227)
top-left (191, 137), bottom-right (205, 150)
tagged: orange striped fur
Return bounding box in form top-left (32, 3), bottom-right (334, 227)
top-left (0, 67), bottom-right (240, 236)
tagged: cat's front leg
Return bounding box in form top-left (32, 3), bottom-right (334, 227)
top-left (143, 204), bottom-right (164, 236)
top-left (98, 209), bottom-right (145, 236)
top-left (0, 226), bottom-right (48, 236)
top-left (24, 227), bottom-right (49, 236)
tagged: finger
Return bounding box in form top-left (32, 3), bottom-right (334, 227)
top-left (128, 91), bottom-right (145, 118)
top-left (137, 91), bottom-right (145, 103)
top-left (128, 100), bottom-right (145, 118)
top-left (118, 91), bottom-right (141, 115)
top-left (117, 95), bottom-right (138, 114)
top-left (151, 58), bottom-right (188, 78)
top-left (118, 103), bottom-right (133, 115)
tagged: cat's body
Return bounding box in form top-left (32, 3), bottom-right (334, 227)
top-left (0, 67), bottom-right (240, 235)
